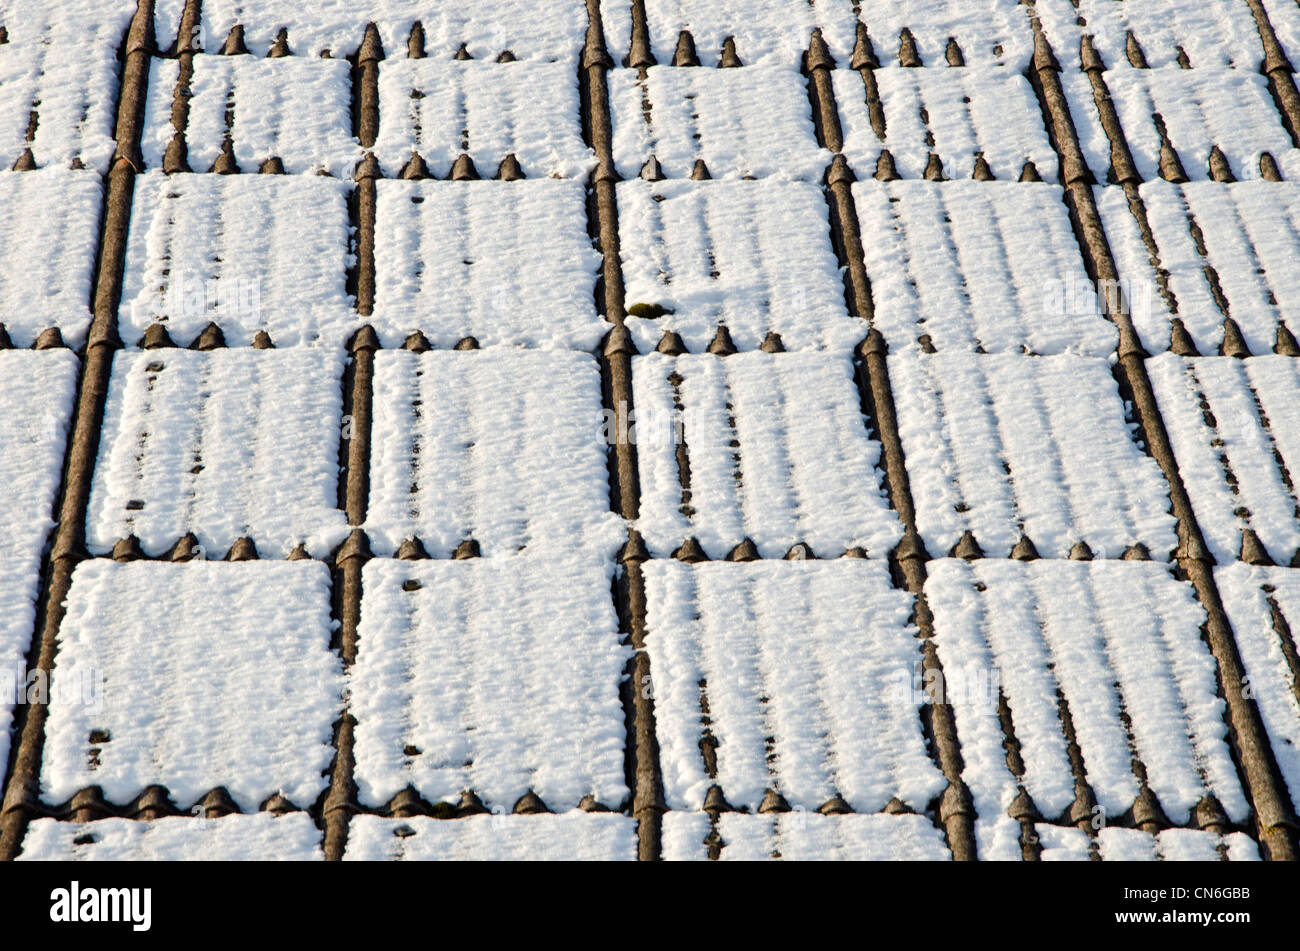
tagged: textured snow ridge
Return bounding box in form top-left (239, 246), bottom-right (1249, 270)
top-left (608, 66), bottom-right (830, 181)
top-left (344, 813), bottom-right (637, 861)
top-left (0, 169), bottom-right (103, 347)
top-left (642, 560), bottom-right (944, 813)
top-left (633, 352), bottom-right (902, 559)
top-left (372, 180), bottom-right (604, 349)
top-left (853, 182), bottom-right (1114, 355)
top-left (366, 350), bottom-right (623, 558)
top-left (120, 172), bottom-right (355, 348)
top-left (890, 352), bottom-right (1176, 560)
top-left (375, 60), bottom-right (593, 180)
top-left (661, 812), bottom-right (952, 861)
top-left (834, 68), bottom-right (1056, 184)
top-left (18, 814), bottom-right (325, 861)
top-left (350, 557), bottom-right (629, 811)
top-left (1034, 825), bottom-right (1261, 862)
top-left (87, 348), bottom-right (349, 559)
top-left (1215, 564), bottom-right (1300, 815)
top-left (1098, 182), bottom-right (1300, 357)
top-left (602, 0), bottom-right (859, 68)
top-left (0, 18), bottom-right (124, 173)
top-left (855, 1), bottom-right (1034, 70)
top-left (1033, 0), bottom-right (1267, 70)
top-left (191, 1), bottom-right (588, 59)
top-left (41, 561), bottom-right (343, 811)
top-left (1148, 355), bottom-right (1300, 566)
top-left (141, 56), bottom-right (360, 175)
top-left (1063, 69), bottom-right (1300, 184)
top-left (618, 180), bottom-right (864, 353)
top-left (926, 560), bottom-right (1248, 862)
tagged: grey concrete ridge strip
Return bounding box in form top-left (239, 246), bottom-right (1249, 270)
top-left (0, 0), bottom-right (156, 863)
top-left (1024, 5), bottom-right (1299, 861)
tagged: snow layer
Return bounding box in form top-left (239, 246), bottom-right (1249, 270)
top-left (661, 812), bottom-right (951, 861)
top-left (0, 168), bottom-right (103, 347)
top-left (1034, 824), bottom-right (1260, 861)
top-left (141, 56), bottom-right (360, 175)
top-left (835, 68), bottom-right (1056, 184)
top-left (1215, 564), bottom-right (1300, 816)
top-left (853, 181), bottom-right (1114, 355)
top-left (632, 352), bottom-right (902, 559)
top-left (350, 557), bottom-right (629, 811)
top-left (618, 180), bottom-right (864, 353)
top-left (642, 560), bottom-right (944, 812)
top-left (119, 172), bottom-right (355, 347)
top-left (192, 1), bottom-right (588, 59)
top-left (375, 60), bottom-right (592, 180)
top-left (0, 17), bottom-right (124, 173)
top-left (926, 560), bottom-right (1248, 861)
top-left (855, 0), bottom-right (1034, 69)
top-left (18, 814), bottom-right (325, 861)
top-left (372, 180), bottom-right (604, 349)
top-left (366, 350), bottom-right (623, 558)
top-left (344, 813), bottom-right (637, 861)
top-left (87, 348), bottom-right (349, 559)
top-left (1148, 355), bottom-right (1300, 566)
top-left (1098, 181), bottom-right (1300, 356)
top-left (1063, 69), bottom-right (1300, 184)
top-left (41, 561), bottom-right (343, 811)
top-left (890, 352), bottom-right (1176, 559)
top-left (1034, 0), bottom-right (1267, 69)
top-left (609, 66), bottom-right (830, 181)
top-left (602, 0), bottom-right (859, 68)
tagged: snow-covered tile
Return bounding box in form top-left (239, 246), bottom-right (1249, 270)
top-left (344, 813), bottom-right (637, 861)
top-left (366, 350), bottom-right (623, 558)
top-left (835, 68), bottom-right (1055, 183)
top-left (926, 559), bottom-right (1249, 861)
top-left (17, 814), bottom-right (325, 861)
top-left (119, 172), bottom-right (355, 348)
top-left (0, 21), bottom-right (123, 173)
top-left (1148, 355), bottom-right (1300, 566)
top-left (855, 1), bottom-right (1034, 70)
top-left (374, 60), bottom-right (592, 180)
top-left (1033, 824), bottom-right (1092, 861)
top-left (642, 560), bottom-right (943, 812)
top-left (853, 181), bottom-right (1115, 355)
top-left (1099, 827), bottom-right (1261, 861)
top-left (350, 557), bottom-right (628, 812)
top-left (890, 352), bottom-right (1176, 560)
top-left (1215, 564), bottom-right (1300, 816)
top-left (371, 180), bottom-right (604, 349)
top-left (632, 351), bottom-right (902, 559)
top-left (1034, 0), bottom-right (1267, 70)
top-left (0, 168), bottom-right (103, 347)
top-left (41, 561), bottom-right (343, 811)
top-left (609, 66), bottom-right (829, 181)
top-left (661, 812), bottom-right (951, 860)
top-left (1063, 69), bottom-right (1300, 184)
top-left (603, 0), bottom-right (859, 68)
top-left (86, 348), bottom-right (349, 559)
top-left (141, 55), bottom-right (359, 175)
top-left (618, 180), bottom-right (863, 353)
top-left (1098, 181), bottom-right (1300, 356)
top-left (195, 1), bottom-right (588, 59)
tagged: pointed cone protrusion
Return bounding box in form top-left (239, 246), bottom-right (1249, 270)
top-left (706, 325), bottom-right (736, 355)
top-left (1123, 542), bottom-right (1151, 561)
top-left (454, 42), bottom-right (472, 61)
top-left (851, 23), bottom-right (879, 70)
top-left (875, 150), bottom-right (900, 181)
top-left (34, 327), bottom-right (65, 350)
top-left (1069, 541), bottom-right (1095, 561)
top-left (726, 538), bottom-right (759, 562)
top-left (720, 36), bottom-right (742, 68)
top-left (895, 529), bottom-right (930, 563)
top-left (703, 785), bottom-right (733, 813)
top-left (287, 543), bottom-right (311, 561)
top-left (805, 28), bottom-right (834, 72)
top-left (1195, 795), bottom-right (1229, 832)
top-left (200, 787), bottom-right (240, 818)
top-left (656, 330), bottom-right (687, 355)
top-left (1176, 46), bottom-right (1192, 69)
top-left (354, 152), bottom-right (381, 182)
top-left (1033, 30), bottom-right (1061, 72)
top-left (261, 793), bottom-right (297, 815)
top-left (826, 153), bottom-right (855, 186)
top-left (1131, 786), bottom-right (1168, 830)
top-left (222, 25), bottom-right (249, 55)
top-left (399, 151), bottom-right (431, 180)
top-left (1011, 535), bottom-right (1040, 561)
top-left (784, 542), bottom-right (816, 561)
top-left (496, 50), bottom-right (516, 63)
top-left (1260, 152), bottom-right (1284, 182)
top-left (924, 153), bottom-right (946, 181)
top-left (112, 535), bottom-right (146, 562)
top-left (252, 330), bottom-right (274, 349)
top-left (842, 547), bottom-right (867, 559)
top-left (951, 530), bottom-right (984, 560)
top-left (1208, 146), bottom-right (1235, 183)
top-left (225, 537), bottom-right (259, 561)
top-left (884, 797), bottom-right (914, 815)
top-left (674, 538), bottom-right (709, 563)
top-left (1008, 788), bottom-right (1040, 822)
top-left (972, 154), bottom-right (994, 180)
top-left (163, 132), bottom-right (190, 173)
top-left (618, 533), bottom-right (650, 565)
top-left (0, 325), bottom-right (12, 349)
top-left (945, 37), bottom-right (965, 67)
top-left (268, 28), bottom-right (291, 57)
top-left (453, 336), bottom-right (479, 351)
top-left (761, 331), bottom-right (786, 353)
top-left (640, 155), bottom-right (665, 181)
top-left (457, 790), bottom-right (488, 815)
top-left (1241, 529), bottom-right (1275, 566)
top-left (335, 528), bottom-right (372, 565)
top-left (387, 787), bottom-right (430, 818)
top-left (1125, 31), bottom-right (1148, 69)
top-left (1275, 322), bottom-right (1300, 356)
top-left (408, 21), bottom-right (425, 58)
top-left (818, 794), bottom-right (853, 815)
top-left (453, 539), bottom-right (481, 560)
top-left (1176, 531), bottom-right (1213, 562)
top-left (758, 788), bottom-right (791, 813)
top-left (195, 322), bottom-right (226, 351)
top-left (168, 533), bottom-right (202, 562)
top-left (142, 323), bottom-right (176, 349)
top-left (1169, 318), bottom-right (1200, 356)
top-left (690, 158), bottom-right (711, 180)
top-left (68, 787), bottom-right (112, 822)
top-left (898, 28), bottom-right (922, 67)
top-left (513, 790), bottom-right (551, 814)
top-left (211, 140), bottom-right (239, 174)
top-left (450, 153), bottom-right (480, 181)
top-left (402, 330), bottom-right (431, 352)
top-left (1220, 318), bottom-right (1250, 357)
top-left (132, 786), bottom-right (180, 819)
top-left (350, 324), bottom-right (380, 353)
top-left (495, 153), bottom-right (524, 180)
top-left (672, 30), bottom-right (699, 66)
top-left (259, 156), bottom-right (284, 174)
top-left (1018, 160), bottom-right (1042, 183)
top-left (396, 537), bottom-right (429, 560)
top-left (1080, 35), bottom-right (1106, 72)
top-left (1157, 132), bottom-right (1188, 183)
